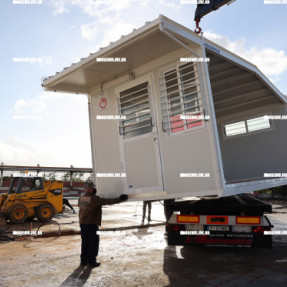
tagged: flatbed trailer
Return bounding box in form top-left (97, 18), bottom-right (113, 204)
top-left (166, 194), bottom-right (273, 248)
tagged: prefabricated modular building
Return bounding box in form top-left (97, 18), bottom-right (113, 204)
top-left (42, 15), bottom-right (287, 200)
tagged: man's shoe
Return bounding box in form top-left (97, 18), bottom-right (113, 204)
top-left (80, 261), bottom-right (87, 267)
top-left (88, 262), bottom-right (101, 268)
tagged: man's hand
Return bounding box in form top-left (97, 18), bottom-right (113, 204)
top-left (119, 194), bottom-right (128, 201)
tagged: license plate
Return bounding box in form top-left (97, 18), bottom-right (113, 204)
top-left (208, 225), bottom-right (230, 231)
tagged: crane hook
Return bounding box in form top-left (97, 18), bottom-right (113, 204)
top-left (195, 18), bottom-right (202, 34)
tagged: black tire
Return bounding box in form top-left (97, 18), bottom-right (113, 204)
top-left (9, 204), bottom-right (28, 224)
top-left (27, 216), bottom-right (36, 221)
top-left (36, 203), bottom-right (55, 222)
top-left (164, 199), bottom-right (175, 222)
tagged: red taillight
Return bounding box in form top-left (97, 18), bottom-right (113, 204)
top-left (253, 226), bottom-right (264, 233)
top-left (166, 224), bottom-right (185, 232)
top-left (174, 226), bottom-right (179, 231)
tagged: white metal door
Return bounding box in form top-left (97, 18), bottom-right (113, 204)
top-left (117, 74), bottom-right (163, 193)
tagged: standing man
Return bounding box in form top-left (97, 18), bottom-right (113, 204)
top-left (78, 182), bottom-right (128, 268)
top-left (142, 200), bottom-right (152, 223)
top-left (63, 198), bottom-right (76, 214)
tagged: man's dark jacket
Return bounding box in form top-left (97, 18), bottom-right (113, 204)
top-left (78, 193), bottom-right (121, 226)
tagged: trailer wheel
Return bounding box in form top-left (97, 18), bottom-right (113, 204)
top-left (36, 203), bottom-right (54, 222)
top-left (9, 204), bottom-right (28, 223)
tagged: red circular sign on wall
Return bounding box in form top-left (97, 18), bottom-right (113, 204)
top-left (99, 97), bottom-right (107, 110)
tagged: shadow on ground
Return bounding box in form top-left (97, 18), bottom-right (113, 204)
top-left (163, 240), bottom-right (287, 287)
top-left (60, 265), bottom-right (92, 287)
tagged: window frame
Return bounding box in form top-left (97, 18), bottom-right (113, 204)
top-left (118, 80), bottom-right (155, 140)
top-left (222, 112), bottom-right (274, 140)
top-left (159, 61), bottom-right (205, 136)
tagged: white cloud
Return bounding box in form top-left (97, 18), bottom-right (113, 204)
top-left (0, 138), bottom-right (46, 166)
top-left (50, 0), bottom-right (180, 17)
top-left (0, 136), bottom-right (90, 168)
top-left (7, 92), bottom-right (91, 167)
top-left (50, 0), bottom-right (70, 15)
top-left (72, 0), bottom-right (138, 17)
top-left (80, 15), bottom-right (136, 46)
top-left (14, 99), bottom-right (29, 113)
top-left (50, 0), bottom-right (139, 43)
top-left (13, 96), bottom-right (46, 120)
top-left (158, 0), bottom-right (180, 9)
top-left (50, 0), bottom-right (181, 47)
top-left (13, 115), bottom-right (42, 120)
top-left (12, 92), bottom-right (90, 123)
top-left (81, 23), bottom-right (99, 41)
top-left (42, 56), bottom-right (54, 65)
top-left (50, 0), bottom-right (137, 18)
top-left (13, 93), bottom-right (74, 117)
top-left (269, 76), bottom-right (281, 85)
top-left (205, 32), bottom-right (287, 77)
top-left (101, 21), bottom-right (134, 46)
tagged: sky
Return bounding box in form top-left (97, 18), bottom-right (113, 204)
top-left (0, 0), bottom-right (287, 169)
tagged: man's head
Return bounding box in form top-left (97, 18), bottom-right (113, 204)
top-left (84, 182), bottom-right (97, 194)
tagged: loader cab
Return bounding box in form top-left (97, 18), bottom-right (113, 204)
top-left (8, 177), bottom-right (44, 194)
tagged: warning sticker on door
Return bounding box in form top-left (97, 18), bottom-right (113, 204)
top-left (98, 92), bottom-right (108, 111)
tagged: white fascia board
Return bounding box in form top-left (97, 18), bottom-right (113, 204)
top-left (42, 17), bottom-right (163, 89)
top-left (88, 95), bottom-right (97, 184)
top-left (223, 178), bottom-right (287, 197)
top-left (203, 39), bottom-right (287, 104)
top-left (200, 37), bottom-right (226, 194)
top-left (125, 190), bottom-right (223, 201)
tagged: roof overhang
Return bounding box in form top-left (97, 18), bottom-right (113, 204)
top-left (42, 15), bottom-right (286, 107)
top-left (42, 15), bottom-right (201, 94)
top-left (203, 41), bottom-right (287, 113)
top-left (207, 51), bottom-right (285, 118)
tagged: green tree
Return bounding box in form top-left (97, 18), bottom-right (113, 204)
top-left (47, 172), bottom-right (56, 181)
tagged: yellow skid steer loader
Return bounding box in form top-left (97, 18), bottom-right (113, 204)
top-left (0, 177), bottom-right (63, 224)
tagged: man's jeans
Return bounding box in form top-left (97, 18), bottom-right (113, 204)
top-left (80, 224), bottom-right (99, 264)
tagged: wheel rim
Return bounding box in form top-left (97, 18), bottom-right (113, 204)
top-left (42, 207), bottom-right (52, 218)
top-left (14, 208), bottom-right (25, 220)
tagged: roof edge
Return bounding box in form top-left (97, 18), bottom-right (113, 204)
top-left (42, 15), bottom-right (164, 89)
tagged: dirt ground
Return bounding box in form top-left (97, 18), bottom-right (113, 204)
top-left (0, 200), bottom-right (287, 287)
